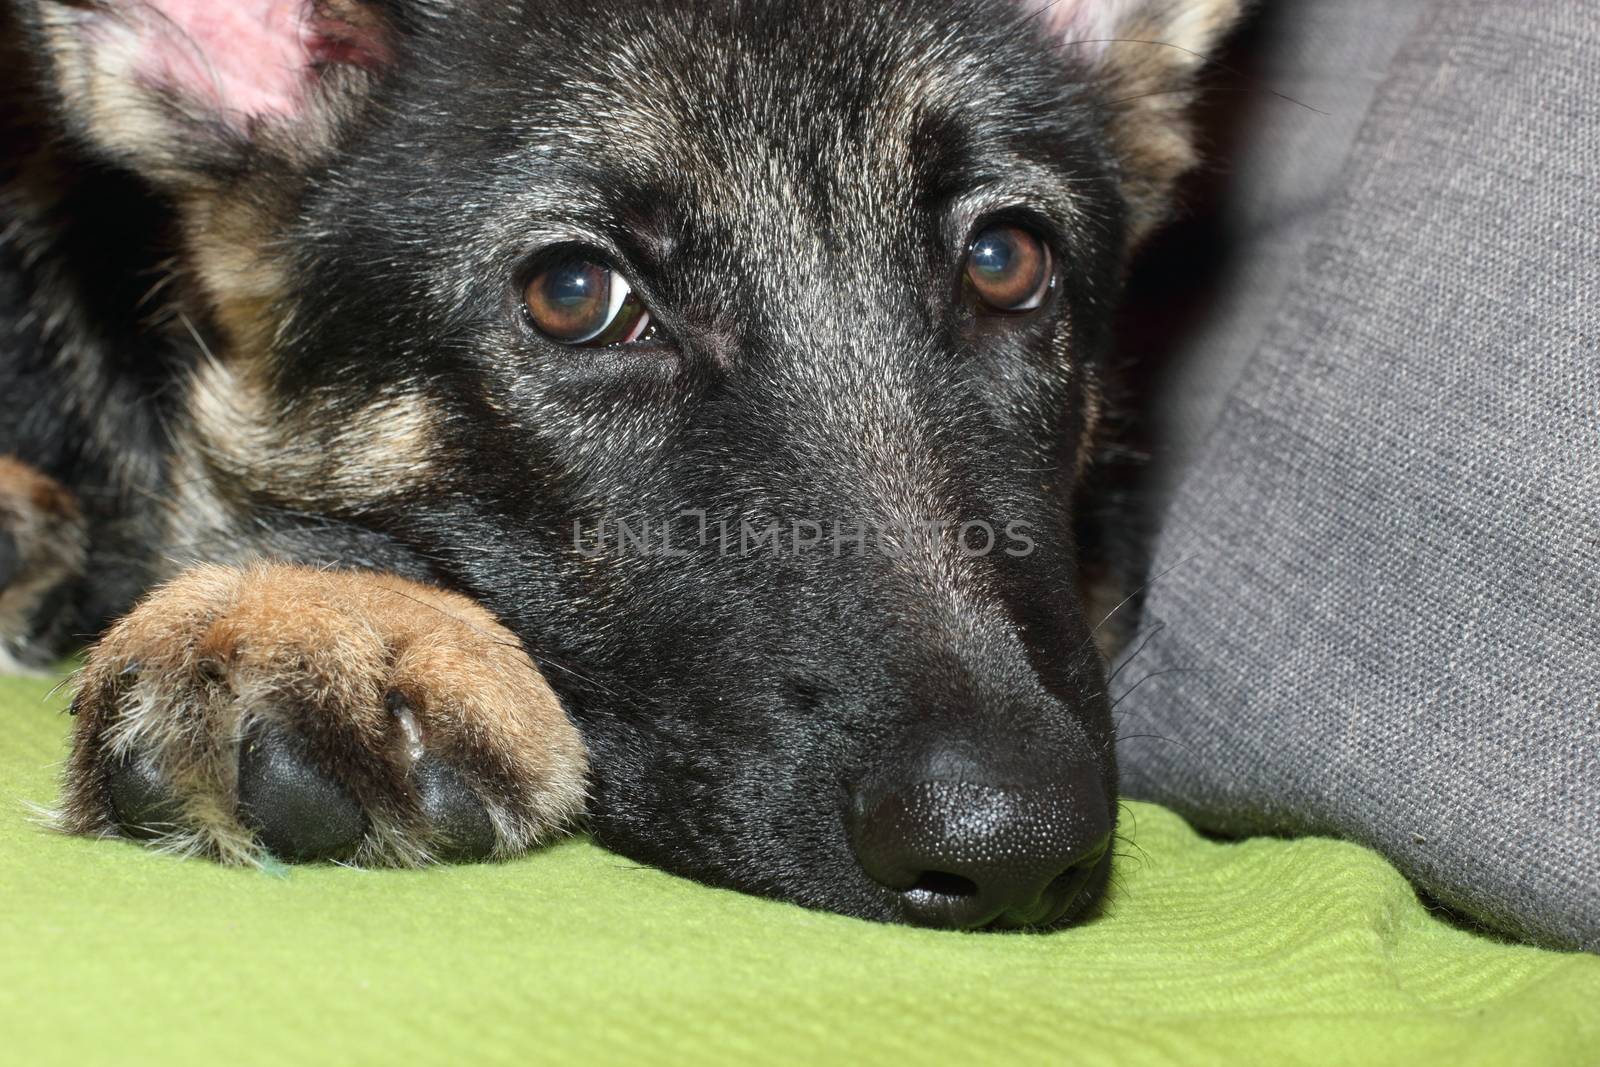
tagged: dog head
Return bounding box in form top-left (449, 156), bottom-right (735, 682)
top-left (31, 0), bottom-right (1238, 928)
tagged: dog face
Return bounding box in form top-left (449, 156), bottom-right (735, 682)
top-left (31, 0), bottom-right (1236, 927)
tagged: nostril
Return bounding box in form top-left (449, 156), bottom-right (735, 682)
top-left (910, 870), bottom-right (978, 899)
top-left (849, 769), bottom-right (1112, 930)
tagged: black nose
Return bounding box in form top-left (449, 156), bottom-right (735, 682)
top-left (849, 763), bottom-right (1111, 930)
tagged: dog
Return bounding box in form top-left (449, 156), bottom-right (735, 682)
top-left (0, 0), bottom-right (1239, 930)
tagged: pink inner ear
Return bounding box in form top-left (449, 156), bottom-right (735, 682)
top-left (130, 0), bottom-right (312, 119)
top-left (1017, 0), bottom-right (1140, 58)
top-left (127, 0), bottom-right (384, 121)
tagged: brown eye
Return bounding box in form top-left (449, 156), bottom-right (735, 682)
top-left (523, 258), bottom-right (655, 346)
top-left (964, 225), bottom-right (1053, 313)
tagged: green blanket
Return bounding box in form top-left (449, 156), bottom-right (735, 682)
top-left (3, 671), bottom-right (1597, 1066)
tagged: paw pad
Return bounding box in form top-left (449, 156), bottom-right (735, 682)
top-left (107, 752), bottom-right (184, 840)
top-left (415, 760), bottom-right (497, 862)
top-left (237, 723), bottom-right (367, 862)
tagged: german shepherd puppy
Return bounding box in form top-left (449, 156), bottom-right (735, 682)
top-left (0, 0), bottom-right (1237, 929)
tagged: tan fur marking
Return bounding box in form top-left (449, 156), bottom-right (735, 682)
top-left (37, 6), bottom-right (183, 180)
top-left (1075, 376), bottom-right (1106, 478)
top-left (184, 192), bottom-right (297, 365)
top-left (186, 359), bottom-right (440, 510)
top-left (1094, 0), bottom-right (1243, 248)
top-left (61, 563), bottom-right (588, 865)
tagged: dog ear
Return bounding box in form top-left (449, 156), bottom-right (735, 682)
top-left (1022, 0), bottom-right (1245, 246)
top-left (30, 0), bottom-right (413, 186)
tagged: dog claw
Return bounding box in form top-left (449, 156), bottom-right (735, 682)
top-left (237, 723), bottom-right (367, 862)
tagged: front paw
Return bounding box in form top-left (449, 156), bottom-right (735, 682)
top-left (60, 563), bottom-right (588, 865)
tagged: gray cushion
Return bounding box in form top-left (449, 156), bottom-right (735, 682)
top-left (1154, 0), bottom-right (1428, 473)
top-left (1117, 0), bottom-right (1600, 951)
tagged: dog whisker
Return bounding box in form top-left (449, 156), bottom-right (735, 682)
top-left (1111, 665), bottom-right (1210, 708)
top-left (1105, 620), bottom-right (1166, 687)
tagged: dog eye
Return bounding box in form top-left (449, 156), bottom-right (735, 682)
top-left (964, 225), bottom-right (1053, 313)
top-left (524, 258), bottom-right (656, 346)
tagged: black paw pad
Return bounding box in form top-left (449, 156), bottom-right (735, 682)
top-left (415, 760), bottom-right (496, 862)
top-left (237, 723), bottom-right (366, 862)
top-left (108, 752), bottom-right (184, 839)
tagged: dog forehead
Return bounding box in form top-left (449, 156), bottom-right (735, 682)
top-left (584, 40), bottom-right (975, 203)
top-left (500, 3), bottom-right (1045, 225)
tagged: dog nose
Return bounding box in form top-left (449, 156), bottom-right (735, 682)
top-left (849, 765), bottom-right (1111, 930)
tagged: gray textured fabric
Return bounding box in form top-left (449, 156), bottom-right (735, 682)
top-left (1117, 0), bottom-right (1600, 951)
top-left (1156, 0), bottom-right (1427, 473)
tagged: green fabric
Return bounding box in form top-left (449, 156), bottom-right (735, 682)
top-left (3, 671), bottom-right (1597, 1066)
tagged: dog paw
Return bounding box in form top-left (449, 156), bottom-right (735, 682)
top-left (59, 563), bottom-right (588, 865)
top-left (0, 456), bottom-right (87, 673)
